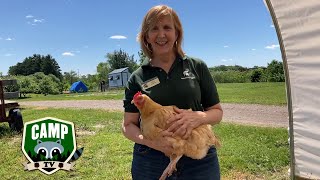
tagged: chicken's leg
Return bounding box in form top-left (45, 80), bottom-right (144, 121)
top-left (159, 155), bottom-right (183, 180)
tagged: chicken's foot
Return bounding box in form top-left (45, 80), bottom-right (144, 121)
top-left (159, 155), bottom-right (183, 180)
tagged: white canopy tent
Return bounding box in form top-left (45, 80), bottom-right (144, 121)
top-left (265, 0), bottom-right (320, 179)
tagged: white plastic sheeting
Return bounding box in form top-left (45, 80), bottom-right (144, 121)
top-left (265, 0), bottom-right (320, 179)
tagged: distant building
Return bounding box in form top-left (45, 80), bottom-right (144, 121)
top-left (108, 67), bottom-right (131, 88)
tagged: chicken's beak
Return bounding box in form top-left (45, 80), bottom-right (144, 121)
top-left (131, 99), bottom-right (134, 104)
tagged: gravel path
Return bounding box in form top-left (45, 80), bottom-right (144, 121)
top-left (19, 100), bottom-right (288, 128)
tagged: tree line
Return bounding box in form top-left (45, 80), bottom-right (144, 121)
top-left (0, 49), bottom-right (284, 95)
top-left (210, 60), bottom-right (285, 83)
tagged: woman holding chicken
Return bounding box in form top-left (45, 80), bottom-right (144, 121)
top-left (122, 4), bottom-right (223, 180)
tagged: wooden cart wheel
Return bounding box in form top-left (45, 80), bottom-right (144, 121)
top-left (8, 108), bottom-right (23, 132)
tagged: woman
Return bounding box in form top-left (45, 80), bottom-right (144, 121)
top-left (122, 5), bottom-right (223, 180)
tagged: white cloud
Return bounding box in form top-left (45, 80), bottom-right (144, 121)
top-left (109, 35), bottom-right (127, 40)
top-left (0, 37), bottom-right (2, 40)
top-left (62, 52), bottom-right (75, 56)
top-left (223, 45), bottom-right (229, 48)
top-left (26, 16), bottom-right (45, 26)
top-left (26, 15), bottom-right (34, 18)
top-left (251, 48), bottom-right (256, 51)
top-left (265, 44), bottom-right (279, 49)
top-left (5, 38), bottom-right (13, 41)
top-left (34, 19), bottom-right (44, 23)
top-left (4, 53), bottom-right (14, 57)
top-left (221, 58), bottom-right (233, 62)
top-left (270, 24), bottom-right (275, 28)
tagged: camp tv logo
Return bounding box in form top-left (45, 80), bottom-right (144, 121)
top-left (22, 117), bottom-right (83, 175)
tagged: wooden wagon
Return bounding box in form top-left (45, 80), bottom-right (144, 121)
top-left (0, 79), bottom-right (23, 131)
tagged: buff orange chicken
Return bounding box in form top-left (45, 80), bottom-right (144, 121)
top-left (131, 91), bottom-right (220, 180)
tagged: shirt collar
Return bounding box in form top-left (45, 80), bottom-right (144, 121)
top-left (141, 55), bottom-right (186, 68)
top-left (141, 57), bottom-right (151, 67)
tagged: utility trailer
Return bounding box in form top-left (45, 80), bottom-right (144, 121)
top-left (0, 79), bottom-right (23, 131)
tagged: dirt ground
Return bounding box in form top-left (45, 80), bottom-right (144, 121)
top-left (20, 100), bottom-right (288, 128)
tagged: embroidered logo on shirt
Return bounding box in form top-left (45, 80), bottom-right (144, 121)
top-left (181, 68), bottom-right (195, 79)
top-left (141, 77), bottom-right (160, 89)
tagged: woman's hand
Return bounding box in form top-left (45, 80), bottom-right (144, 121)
top-left (166, 106), bottom-right (205, 139)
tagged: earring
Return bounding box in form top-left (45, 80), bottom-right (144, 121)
top-left (175, 41), bottom-right (178, 47)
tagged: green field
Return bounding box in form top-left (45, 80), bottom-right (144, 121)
top-left (17, 82), bottom-right (287, 105)
top-left (217, 82), bottom-right (287, 105)
top-left (0, 108), bottom-right (289, 179)
top-left (17, 88), bottom-right (125, 101)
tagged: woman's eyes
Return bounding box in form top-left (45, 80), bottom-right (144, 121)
top-left (150, 25), bottom-right (173, 31)
top-left (164, 25), bottom-right (172, 30)
top-left (151, 27), bottom-right (159, 31)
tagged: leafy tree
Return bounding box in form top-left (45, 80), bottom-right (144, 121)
top-left (250, 68), bottom-right (264, 82)
top-left (105, 49), bottom-right (138, 73)
top-left (96, 62), bottom-right (110, 81)
top-left (209, 65), bottom-right (228, 72)
top-left (211, 70), bottom-right (251, 83)
top-left (31, 72), bottom-right (47, 94)
top-left (48, 74), bottom-right (64, 93)
top-left (210, 65), bottom-right (248, 72)
top-left (26, 72), bottom-right (61, 95)
top-left (8, 54), bottom-right (62, 79)
top-left (138, 49), bottom-right (147, 65)
top-left (266, 60), bottom-right (285, 82)
top-left (39, 76), bottom-right (52, 96)
top-left (8, 62), bottom-right (24, 75)
top-left (81, 74), bottom-right (99, 91)
top-left (41, 55), bottom-right (62, 79)
top-left (16, 76), bottom-right (33, 97)
top-left (63, 71), bottom-right (78, 87)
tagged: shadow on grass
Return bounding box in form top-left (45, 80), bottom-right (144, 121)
top-left (0, 124), bottom-right (22, 138)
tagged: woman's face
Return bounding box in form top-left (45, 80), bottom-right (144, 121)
top-left (146, 15), bottom-right (177, 57)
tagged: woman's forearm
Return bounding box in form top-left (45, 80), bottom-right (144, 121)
top-left (201, 109), bottom-right (223, 125)
top-left (121, 121), bottom-right (153, 147)
top-left (201, 103), bottom-right (223, 126)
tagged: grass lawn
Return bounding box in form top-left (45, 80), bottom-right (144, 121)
top-left (17, 89), bottom-right (124, 101)
top-left (217, 82), bottom-right (287, 105)
top-left (0, 108), bottom-right (289, 179)
top-left (16, 82), bottom-right (287, 105)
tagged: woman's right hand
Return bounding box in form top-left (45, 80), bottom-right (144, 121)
top-left (148, 130), bottom-right (174, 155)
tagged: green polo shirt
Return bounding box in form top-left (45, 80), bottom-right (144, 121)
top-left (123, 55), bottom-right (220, 113)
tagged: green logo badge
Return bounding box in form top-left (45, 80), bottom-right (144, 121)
top-left (22, 117), bottom-right (82, 175)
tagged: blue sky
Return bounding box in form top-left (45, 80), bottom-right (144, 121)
top-left (0, 0), bottom-right (281, 76)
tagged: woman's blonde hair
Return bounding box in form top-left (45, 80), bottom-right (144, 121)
top-left (137, 5), bottom-right (184, 59)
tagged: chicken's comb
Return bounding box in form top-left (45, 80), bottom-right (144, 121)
top-left (133, 91), bottom-right (142, 100)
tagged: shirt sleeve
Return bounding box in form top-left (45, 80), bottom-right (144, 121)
top-left (198, 60), bottom-right (220, 109)
top-left (123, 73), bottom-right (140, 113)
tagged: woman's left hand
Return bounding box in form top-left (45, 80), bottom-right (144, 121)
top-left (166, 106), bottom-right (205, 139)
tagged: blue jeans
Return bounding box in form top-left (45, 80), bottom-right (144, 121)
top-left (131, 143), bottom-right (220, 180)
